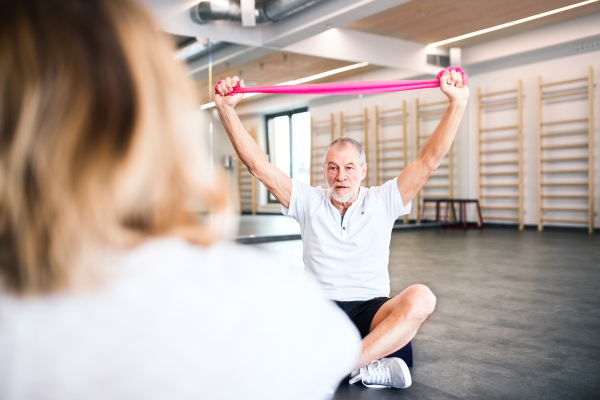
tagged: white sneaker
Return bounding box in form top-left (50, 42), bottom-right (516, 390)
top-left (349, 358), bottom-right (412, 389)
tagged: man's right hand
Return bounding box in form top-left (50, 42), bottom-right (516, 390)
top-left (215, 76), bottom-right (245, 109)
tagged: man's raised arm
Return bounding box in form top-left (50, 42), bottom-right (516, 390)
top-left (215, 77), bottom-right (292, 209)
top-left (397, 69), bottom-right (469, 206)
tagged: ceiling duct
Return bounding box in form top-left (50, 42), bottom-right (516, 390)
top-left (190, 0), bottom-right (325, 25)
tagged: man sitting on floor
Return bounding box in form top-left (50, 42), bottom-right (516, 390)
top-left (215, 69), bottom-right (468, 389)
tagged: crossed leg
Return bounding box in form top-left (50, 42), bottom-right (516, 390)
top-left (354, 284), bottom-right (436, 369)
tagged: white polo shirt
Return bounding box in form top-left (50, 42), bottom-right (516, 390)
top-left (282, 178), bottom-right (411, 301)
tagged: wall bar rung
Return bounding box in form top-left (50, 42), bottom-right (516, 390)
top-left (481, 206), bottom-right (519, 210)
top-left (481, 215), bottom-right (519, 221)
top-left (541, 157), bottom-right (588, 163)
top-left (542, 143), bottom-right (588, 151)
top-left (481, 160), bottom-right (518, 166)
top-left (541, 182), bottom-right (588, 187)
top-left (480, 171), bottom-right (519, 176)
top-left (542, 195), bottom-right (588, 199)
top-left (541, 130), bottom-right (589, 138)
top-left (541, 169), bottom-right (589, 174)
top-left (541, 118), bottom-right (588, 126)
top-left (378, 137), bottom-right (403, 143)
top-left (481, 183), bottom-right (518, 187)
top-left (542, 207), bottom-right (588, 212)
top-left (479, 89), bottom-right (518, 97)
top-left (541, 218), bottom-right (588, 224)
top-left (480, 125), bottom-right (518, 132)
top-left (378, 146), bottom-right (404, 152)
top-left (540, 77), bottom-right (587, 87)
top-left (481, 148), bottom-right (518, 155)
top-left (480, 100), bottom-right (518, 109)
top-left (480, 135), bottom-right (518, 144)
top-left (541, 89), bottom-right (588, 101)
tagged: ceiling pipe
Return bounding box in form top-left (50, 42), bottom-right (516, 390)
top-left (190, 0), bottom-right (325, 25)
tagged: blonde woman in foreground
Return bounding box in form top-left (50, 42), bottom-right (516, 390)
top-left (0, 0), bottom-right (359, 399)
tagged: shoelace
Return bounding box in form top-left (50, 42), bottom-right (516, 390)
top-left (362, 360), bottom-right (392, 387)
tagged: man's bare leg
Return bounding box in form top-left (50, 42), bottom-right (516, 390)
top-left (354, 284), bottom-right (436, 369)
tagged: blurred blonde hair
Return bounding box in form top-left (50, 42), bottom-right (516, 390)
top-left (0, 0), bottom-right (230, 293)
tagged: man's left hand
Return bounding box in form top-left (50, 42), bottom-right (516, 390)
top-left (439, 69), bottom-right (469, 104)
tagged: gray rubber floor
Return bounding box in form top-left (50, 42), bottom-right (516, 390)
top-left (250, 227), bottom-right (600, 399)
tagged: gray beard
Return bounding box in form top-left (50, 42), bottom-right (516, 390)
top-left (331, 187), bottom-right (357, 203)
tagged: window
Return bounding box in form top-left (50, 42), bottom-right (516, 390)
top-left (266, 108), bottom-right (310, 203)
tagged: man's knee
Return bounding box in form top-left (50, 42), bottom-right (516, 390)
top-left (404, 284), bottom-right (436, 320)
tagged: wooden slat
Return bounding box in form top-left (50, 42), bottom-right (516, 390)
top-left (419, 110), bottom-right (445, 118)
top-left (542, 207), bottom-right (588, 212)
top-left (479, 89), bottom-right (518, 97)
top-left (480, 135), bottom-right (518, 144)
top-left (420, 100), bottom-right (448, 107)
top-left (541, 130), bottom-right (588, 138)
top-left (378, 137), bottom-right (403, 143)
top-left (481, 183), bottom-right (518, 187)
top-left (480, 125), bottom-right (518, 132)
top-left (542, 194), bottom-right (588, 199)
top-left (541, 218), bottom-right (588, 224)
top-left (480, 100), bottom-right (517, 109)
top-left (481, 206), bottom-right (519, 210)
top-left (481, 215), bottom-right (519, 221)
top-left (540, 77), bottom-right (587, 87)
top-left (343, 121), bottom-right (365, 128)
top-left (541, 182), bottom-right (588, 187)
top-left (423, 184), bottom-right (449, 189)
top-left (378, 107), bottom-right (404, 114)
top-left (541, 118), bottom-right (588, 126)
top-left (480, 171), bottom-right (518, 176)
top-left (481, 195), bottom-right (519, 199)
top-left (541, 169), bottom-right (589, 174)
top-left (378, 157), bottom-right (403, 162)
top-left (542, 143), bottom-right (588, 151)
top-left (541, 157), bottom-right (588, 163)
top-left (379, 166), bottom-right (403, 171)
top-left (378, 116), bottom-right (405, 123)
top-left (481, 160), bottom-right (518, 166)
top-left (481, 148), bottom-right (518, 155)
top-left (541, 89), bottom-right (588, 101)
top-left (378, 146), bottom-right (404, 152)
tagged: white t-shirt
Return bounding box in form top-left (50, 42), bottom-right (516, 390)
top-left (0, 238), bottom-right (360, 400)
top-left (282, 178), bottom-right (411, 301)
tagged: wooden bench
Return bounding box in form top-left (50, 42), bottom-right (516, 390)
top-left (419, 198), bottom-right (484, 229)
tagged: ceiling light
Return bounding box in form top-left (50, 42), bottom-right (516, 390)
top-left (200, 61), bottom-right (369, 109)
top-left (427, 0), bottom-right (599, 48)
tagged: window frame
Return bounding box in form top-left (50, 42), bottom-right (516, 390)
top-left (265, 107), bottom-right (309, 203)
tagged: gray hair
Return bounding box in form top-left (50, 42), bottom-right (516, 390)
top-left (321, 137), bottom-right (366, 167)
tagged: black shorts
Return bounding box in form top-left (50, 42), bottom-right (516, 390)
top-left (334, 296), bottom-right (413, 367)
top-left (334, 297), bottom-right (390, 339)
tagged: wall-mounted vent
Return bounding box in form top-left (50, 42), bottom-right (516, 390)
top-left (427, 54), bottom-right (450, 68)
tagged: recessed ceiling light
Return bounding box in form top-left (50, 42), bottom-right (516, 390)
top-left (200, 61), bottom-right (369, 109)
top-left (427, 0), bottom-right (599, 48)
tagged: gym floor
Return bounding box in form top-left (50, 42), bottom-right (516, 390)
top-left (247, 220), bottom-right (600, 399)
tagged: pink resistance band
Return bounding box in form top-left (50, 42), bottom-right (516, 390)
top-left (216, 67), bottom-right (467, 96)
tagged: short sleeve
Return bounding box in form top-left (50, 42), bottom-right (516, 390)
top-left (369, 178), bottom-right (411, 221)
top-left (281, 180), bottom-right (321, 221)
